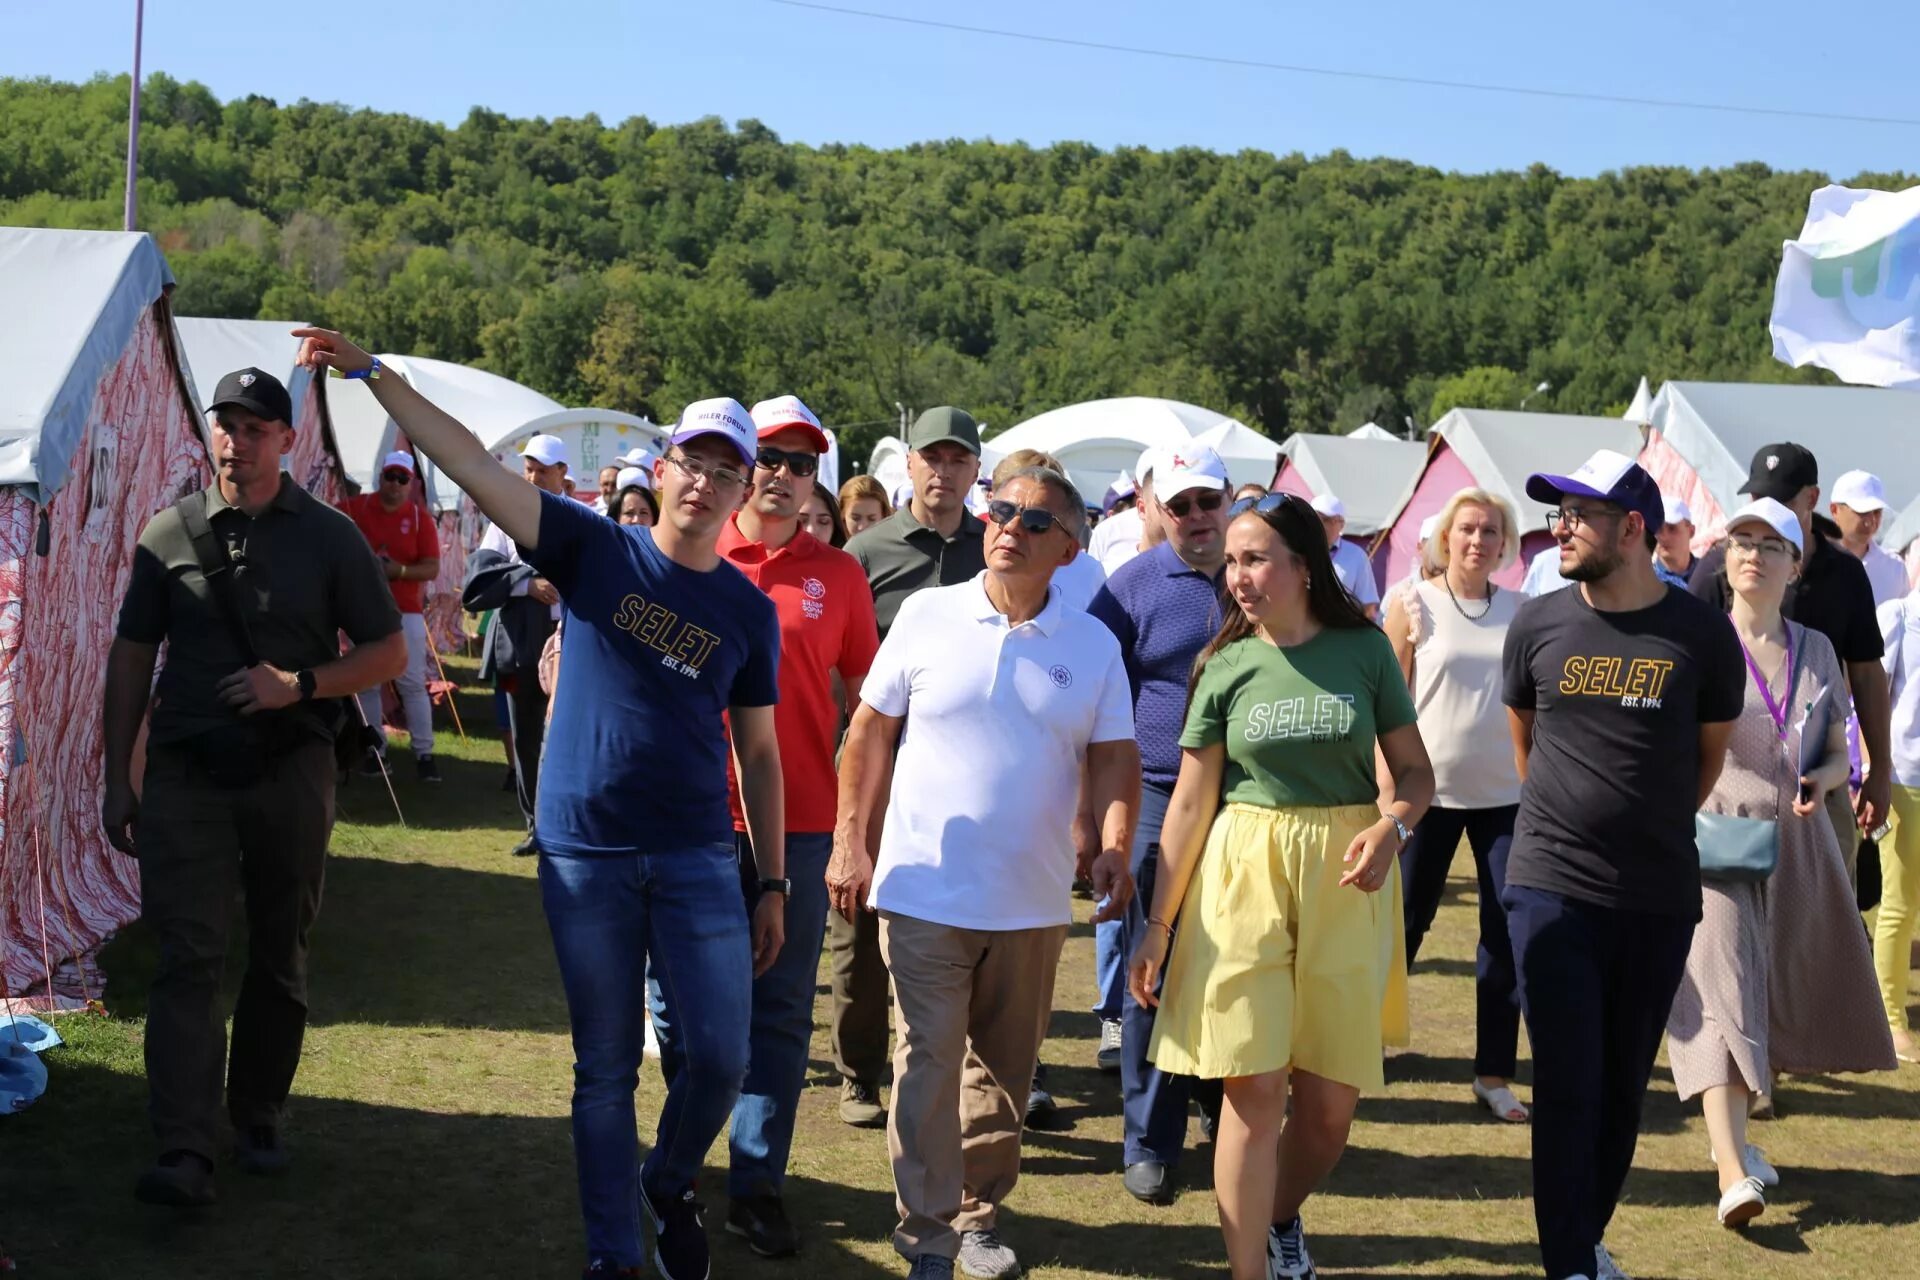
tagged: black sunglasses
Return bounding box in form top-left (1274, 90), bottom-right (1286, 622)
top-left (1163, 489), bottom-right (1227, 519)
top-left (1228, 492), bottom-right (1299, 519)
top-left (987, 499), bottom-right (1066, 535)
top-left (754, 446), bottom-right (819, 478)
top-left (381, 469), bottom-right (411, 484)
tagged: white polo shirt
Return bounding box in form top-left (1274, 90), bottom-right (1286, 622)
top-left (1090, 507), bottom-right (1145, 575)
top-left (862, 573), bottom-right (1134, 931)
top-left (1052, 549), bottom-right (1108, 612)
top-left (1861, 540), bottom-right (1910, 607)
top-left (1328, 538), bottom-right (1380, 607)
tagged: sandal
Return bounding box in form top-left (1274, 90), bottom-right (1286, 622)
top-left (1471, 1079), bottom-right (1530, 1123)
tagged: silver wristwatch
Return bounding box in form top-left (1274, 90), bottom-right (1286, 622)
top-left (1387, 815), bottom-right (1413, 846)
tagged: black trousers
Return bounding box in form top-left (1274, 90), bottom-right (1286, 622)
top-left (137, 740), bottom-right (335, 1160)
top-left (502, 672), bottom-right (548, 832)
top-left (1399, 803), bottom-right (1522, 1079)
top-left (1505, 884), bottom-right (1693, 1279)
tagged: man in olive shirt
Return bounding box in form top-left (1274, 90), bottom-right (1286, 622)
top-left (831, 406), bottom-right (986, 1127)
top-left (103, 368), bottom-right (405, 1208)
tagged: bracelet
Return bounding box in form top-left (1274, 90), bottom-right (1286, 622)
top-left (345, 356), bottom-right (382, 382)
top-left (1147, 916), bottom-right (1174, 936)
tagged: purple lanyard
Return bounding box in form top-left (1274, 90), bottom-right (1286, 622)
top-left (1738, 628), bottom-right (1795, 741)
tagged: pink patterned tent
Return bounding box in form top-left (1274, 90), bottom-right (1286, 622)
top-left (174, 317), bottom-right (348, 507)
top-left (0, 228), bottom-right (211, 1003)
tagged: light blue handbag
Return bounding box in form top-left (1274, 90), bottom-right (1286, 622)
top-left (1694, 811), bottom-right (1778, 883)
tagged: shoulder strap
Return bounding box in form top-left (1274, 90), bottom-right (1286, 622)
top-left (174, 492), bottom-right (259, 666)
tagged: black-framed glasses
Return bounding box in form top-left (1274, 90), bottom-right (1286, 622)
top-left (1728, 532), bottom-right (1793, 559)
top-left (754, 446), bottom-right (819, 478)
top-left (1163, 489), bottom-right (1227, 519)
top-left (1546, 505), bottom-right (1624, 531)
top-left (987, 499), bottom-right (1065, 535)
top-left (380, 469), bottom-right (411, 484)
top-left (666, 450), bottom-right (750, 492)
top-left (1228, 491), bottom-right (1300, 519)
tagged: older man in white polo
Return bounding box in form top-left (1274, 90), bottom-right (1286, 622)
top-left (1831, 469), bottom-right (1910, 605)
top-left (1311, 492), bottom-right (1382, 619)
top-left (829, 465), bottom-right (1140, 1280)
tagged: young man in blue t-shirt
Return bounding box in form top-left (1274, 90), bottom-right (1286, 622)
top-left (295, 329), bottom-right (786, 1280)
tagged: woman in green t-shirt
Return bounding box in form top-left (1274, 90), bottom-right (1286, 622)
top-left (1128, 493), bottom-right (1434, 1280)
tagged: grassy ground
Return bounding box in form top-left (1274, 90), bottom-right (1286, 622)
top-left (5, 661), bottom-right (1918, 1278)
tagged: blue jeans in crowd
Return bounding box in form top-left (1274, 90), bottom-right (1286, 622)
top-left (1092, 918), bottom-right (1126, 1021)
top-left (651, 831), bottom-right (834, 1199)
top-left (539, 842), bottom-right (753, 1269)
top-left (1398, 803), bottom-right (1521, 1079)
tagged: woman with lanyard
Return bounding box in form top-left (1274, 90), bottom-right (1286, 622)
top-left (1664, 498), bottom-right (1889, 1228)
top-left (1380, 488), bottom-right (1531, 1124)
top-left (1128, 492), bottom-right (1433, 1280)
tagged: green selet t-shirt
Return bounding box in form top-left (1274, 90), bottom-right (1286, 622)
top-left (1179, 626), bottom-right (1418, 809)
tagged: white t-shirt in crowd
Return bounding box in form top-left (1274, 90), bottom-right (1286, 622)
top-left (861, 574), bottom-right (1134, 931)
top-left (1328, 538), bottom-right (1380, 607)
top-left (1407, 577), bottom-right (1524, 809)
top-left (1090, 507), bottom-right (1145, 576)
top-left (1879, 591), bottom-right (1920, 789)
top-left (1052, 550), bottom-right (1108, 612)
top-left (1859, 541), bottom-right (1910, 607)
top-left (1522, 545), bottom-right (1572, 597)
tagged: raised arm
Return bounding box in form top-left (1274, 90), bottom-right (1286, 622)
top-left (293, 328), bottom-right (542, 548)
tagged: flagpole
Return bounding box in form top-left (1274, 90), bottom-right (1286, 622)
top-left (124, 0), bottom-right (145, 231)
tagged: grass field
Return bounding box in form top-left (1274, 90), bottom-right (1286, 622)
top-left (5, 663), bottom-right (1918, 1278)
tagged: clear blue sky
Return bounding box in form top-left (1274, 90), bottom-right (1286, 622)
top-left (8, 0), bottom-right (1918, 178)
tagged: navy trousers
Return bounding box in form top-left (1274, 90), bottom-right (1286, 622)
top-left (1399, 803), bottom-right (1522, 1079)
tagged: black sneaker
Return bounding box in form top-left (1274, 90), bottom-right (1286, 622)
top-left (511, 833), bottom-right (542, 858)
top-left (415, 754), bottom-right (442, 783)
top-left (642, 1180), bottom-right (710, 1280)
top-left (235, 1125), bottom-right (290, 1176)
top-left (1024, 1063), bottom-right (1057, 1130)
top-left (134, 1150), bottom-right (216, 1206)
top-left (358, 749), bottom-right (386, 778)
top-left (726, 1192), bottom-right (799, 1257)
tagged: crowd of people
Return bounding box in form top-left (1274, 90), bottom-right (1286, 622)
top-left (101, 337), bottom-right (1918, 1280)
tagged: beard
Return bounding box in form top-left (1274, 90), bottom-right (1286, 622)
top-left (1561, 544), bottom-right (1626, 583)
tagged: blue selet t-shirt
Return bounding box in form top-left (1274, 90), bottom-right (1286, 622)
top-left (522, 491), bottom-right (780, 856)
top-left (1086, 540), bottom-right (1228, 790)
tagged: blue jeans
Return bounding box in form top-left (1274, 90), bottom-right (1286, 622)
top-left (1092, 919), bottom-right (1126, 1021)
top-left (651, 832), bottom-right (833, 1198)
top-left (539, 843), bottom-right (753, 1269)
top-left (1398, 803), bottom-right (1521, 1079)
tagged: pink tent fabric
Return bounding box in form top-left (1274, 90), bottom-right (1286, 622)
top-left (1377, 441), bottom-right (1530, 591)
top-left (1271, 460), bottom-right (1315, 503)
top-left (0, 306), bottom-right (209, 1001)
top-left (288, 381), bottom-right (345, 506)
top-left (1637, 428), bottom-right (1727, 555)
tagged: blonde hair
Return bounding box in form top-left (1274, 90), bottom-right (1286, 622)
top-left (838, 474), bottom-right (892, 521)
top-left (992, 448), bottom-right (1067, 488)
top-left (1430, 488), bottom-right (1519, 572)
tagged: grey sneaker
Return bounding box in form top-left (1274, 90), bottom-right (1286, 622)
top-left (839, 1079), bottom-right (886, 1127)
top-left (1096, 1018), bottom-right (1123, 1072)
top-left (958, 1229), bottom-right (1021, 1279)
top-left (1593, 1243), bottom-right (1628, 1280)
top-left (907, 1257), bottom-right (955, 1280)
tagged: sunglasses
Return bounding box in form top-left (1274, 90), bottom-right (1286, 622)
top-left (987, 499), bottom-right (1066, 536)
top-left (381, 470), bottom-right (412, 484)
top-left (1163, 489), bottom-right (1226, 519)
top-left (754, 446), bottom-right (819, 478)
top-left (1228, 492), bottom-right (1301, 519)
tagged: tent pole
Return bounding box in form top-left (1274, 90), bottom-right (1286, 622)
top-left (123, 0), bottom-right (144, 231)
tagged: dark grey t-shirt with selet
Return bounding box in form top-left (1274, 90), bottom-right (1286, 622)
top-left (1501, 584), bottom-right (1746, 920)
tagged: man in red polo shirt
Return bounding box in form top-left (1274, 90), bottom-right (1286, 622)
top-left (342, 450), bottom-right (442, 782)
top-left (651, 393), bottom-right (878, 1259)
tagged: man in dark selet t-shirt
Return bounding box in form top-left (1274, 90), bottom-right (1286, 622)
top-left (1500, 449), bottom-right (1744, 1280)
top-left (1689, 441), bottom-right (1889, 889)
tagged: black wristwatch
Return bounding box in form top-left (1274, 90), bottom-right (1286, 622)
top-left (295, 669), bottom-right (317, 702)
top-left (757, 877), bottom-right (792, 898)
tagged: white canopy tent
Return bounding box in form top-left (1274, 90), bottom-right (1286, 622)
top-left (977, 396), bottom-right (1276, 499)
top-left (1271, 432), bottom-right (1427, 536)
top-left (867, 436), bottom-right (911, 500)
top-left (488, 409), bottom-right (668, 495)
top-left (1347, 422), bottom-right (1399, 442)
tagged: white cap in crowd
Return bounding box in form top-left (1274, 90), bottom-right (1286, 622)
top-left (615, 465), bottom-right (653, 493)
top-left (1310, 493), bottom-right (1347, 519)
top-left (749, 395), bottom-right (830, 452)
top-left (891, 479), bottom-right (915, 509)
top-left (380, 450), bottom-right (415, 474)
top-left (670, 397), bottom-right (757, 469)
top-left (1725, 497), bottom-right (1804, 559)
top-left (520, 434), bottom-right (567, 468)
top-left (1662, 496), bottom-right (1693, 527)
top-left (1831, 469), bottom-right (1890, 513)
top-left (1417, 513), bottom-right (1438, 542)
top-left (618, 445), bottom-right (656, 468)
top-left (1155, 445), bottom-right (1230, 500)
top-left (1109, 468), bottom-right (1136, 500)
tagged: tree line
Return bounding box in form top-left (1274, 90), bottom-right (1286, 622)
top-left (3, 73), bottom-right (1901, 464)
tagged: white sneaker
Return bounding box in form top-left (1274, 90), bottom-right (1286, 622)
top-left (1594, 1242), bottom-right (1629, 1280)
top-left (1707, 1141), bottom-right (1779, 1188)
top-left (1096, 1018), bottom-right (1123, 1073)
top-left (1267, 1216), bottom-right (1317, 1280)
top-left (1717, 1176), bottom-right (1767, 1228)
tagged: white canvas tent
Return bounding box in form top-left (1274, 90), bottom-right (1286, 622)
top-left (981, 396), bottom-right (1275, 498)
top-left (1270, 433), bottom-right (1427, 536)
top-left (1637, 380), bottom-right (1920, 549)
top-left (174, 317), bottom-right (348, 505)
top-left (0, 228), bottom-right (211, 1001)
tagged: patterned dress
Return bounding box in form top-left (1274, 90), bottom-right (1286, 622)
top-left (1666, 622), bottom-right (1895, 1099)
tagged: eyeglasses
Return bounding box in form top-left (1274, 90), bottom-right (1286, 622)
top-left (1162, 489), bottom-right (1227, 519)
top-left (1227, 492), bottom-right (1300, 519)
top-left (754, 446), bottom-right (819, 478)
top-left (1546, 505), bottom-right (1624, 531)
top-left (666, 451), bottom-right (750, 492)
top-left (1728, 532), bottom-right (1793, 559)
top-left (380, 470), bottom-right (411, 484)
top-left (987, 499), bottom-right (1066, 536)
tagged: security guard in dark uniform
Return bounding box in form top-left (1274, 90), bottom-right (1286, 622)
top-left (102, 367), bottom-right (406, 1207)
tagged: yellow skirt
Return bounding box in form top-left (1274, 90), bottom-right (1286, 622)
top-left (1147, 802), bottom-right (1409, 1091)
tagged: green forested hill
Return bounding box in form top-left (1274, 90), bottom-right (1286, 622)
top-left (4, 73), bottom-right (1905, 456)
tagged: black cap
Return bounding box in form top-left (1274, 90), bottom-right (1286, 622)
top-left (1739, 442), bottom-right (1817, 502)
top-left (207, 367), bottom-right (293, 427)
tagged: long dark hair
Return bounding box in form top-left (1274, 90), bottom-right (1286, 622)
top-left (810, 481), bottom-right (849, 548)
top-left (1187, 493), bottom-right (1375, 700)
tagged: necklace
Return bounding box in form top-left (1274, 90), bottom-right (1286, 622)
top-left (1444, 573), bottom-right (1495, 620)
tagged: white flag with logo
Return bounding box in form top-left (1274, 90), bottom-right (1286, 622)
top-left (1770, 183), bottom-right (1920, 390)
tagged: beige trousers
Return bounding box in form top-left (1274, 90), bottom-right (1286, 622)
top-left (879, 910), bottom-right (1067, 1262)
